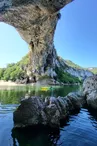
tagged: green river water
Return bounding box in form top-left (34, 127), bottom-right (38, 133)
top-left (0, 85), bottom-right (97, 146)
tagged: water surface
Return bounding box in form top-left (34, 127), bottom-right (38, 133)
top-left (0, 85), bottom-right (97, 146)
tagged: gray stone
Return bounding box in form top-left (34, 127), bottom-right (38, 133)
top-left (13, 92), bottom-right (85, 128)
top-left (0, 0), bottom-right (93, 82)
top-left (13, 97), bottom-right (47, 127)
top-left (45, 104), bottom-right (60, 127)
top-left (83, 75), bottom-right (97, 109)
top-left (83, 75), bottom-right (97, 95)
top-left (87, 90), bottom-right (97, 109)
top-left (0, 0), bottom-right (73, 78)
top-left (67, 92), bottom-right (85, 109)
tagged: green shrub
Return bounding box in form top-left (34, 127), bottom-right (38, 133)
top-left (0, 55), bottom-right (29, 81)
top-left (0, 68), bottom-right (5, 80)
top-left (55, 67), bottom-right (81, 84)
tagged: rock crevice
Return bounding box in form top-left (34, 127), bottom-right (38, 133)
top-left (13, 92), bottom-right (85, 128)
top-left (0, 0), bottom-right (73, 77)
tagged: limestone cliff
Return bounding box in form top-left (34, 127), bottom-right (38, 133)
top-left (66, 68), bottom-right (93, 80)
top-left (16, 55), bottom-right (93, 84)
top-left (55, 57), bottom-right (93, 80)
top-left (0, 0), bottom-right (93, 84)
top-left (0, 0), bottom-right (73, 77)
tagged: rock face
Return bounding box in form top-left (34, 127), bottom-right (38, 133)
top-left (57, 57), bottom-right (93, 80)
top-left (0, 0), bottom-right (93, 82)
top-left (83, 75), bottom-right (97, 109)
top-left (13, 92), bottom-right (85, 128)
top-left (66, 67), bottom-right (93, 80)
top-left (0, 0), bottom-right (73, 78)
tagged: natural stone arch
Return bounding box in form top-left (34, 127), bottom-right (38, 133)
top-left (0, 0), bottom-right (73, 78)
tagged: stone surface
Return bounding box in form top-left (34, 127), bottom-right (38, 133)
top-left (87, 90), bottom-right (97, 109)
top-left (58, 57), bottom-right (93, 80)
top-left (66, 67), bottom-right (93, 80)
top-left (66, 92), bottom-right (85, 109)
top-left (13, 97), bottom-right (47, 127)
top-left (13, 91), bottom-right (85, 128)
top-left (0, 0), bottom-right (93, 83)
top-left (0, 0), bottom-right (93, 82)
top-left (83, 75), bottom-right (97, 95)
top-left (83, 75), bottom-right (97, 108)
top-left (83, 75), bottom-right (97, 109)
top-left (0, 0), bottom-right (73, 77)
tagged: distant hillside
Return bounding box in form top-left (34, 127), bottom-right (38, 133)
top-left (65, 60), bottom-right (97, 74)
top-left (0, 55), bottom-right (94, 84)
top-left (0, 55), bottom-right (81, 84)
top-left (65, 60), bottom-right (83, 69)
top-left (87, 67), bottom-right (97, 74)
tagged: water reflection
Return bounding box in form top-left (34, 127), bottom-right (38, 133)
top-left (11, 108), bottom-right (97, 146)
top-left (0, 85), bottom-right (80, 104)
top-left (1, 85), bottom-right (97, 146)
top-left (12, 126), bottom-right (60, 146)
top-left (10, 109), bottom-right (82, 146)
top-left (87, 107), bottom-right (97, 130)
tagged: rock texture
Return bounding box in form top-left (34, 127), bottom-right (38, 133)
top-left (0, 0), bottom-right (93, 82)
top-left (83, 75), bottom-right (97, 109)
top-left (13, 92), bottom-right (85, 128)
top-left (57, 57), bottom-right (93, 80)
top-left (0, 0), bottom-right (73, 78)
top-left (66, 67), bottom-right (93, 80)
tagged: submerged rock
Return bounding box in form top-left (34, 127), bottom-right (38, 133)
top-left (83, 75), bottom-right (97, 109)
top-left (13, 92), bottom-right (85, 128)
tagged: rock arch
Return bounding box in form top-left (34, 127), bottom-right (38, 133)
top-left (0, 0), bottom-right (73, 77)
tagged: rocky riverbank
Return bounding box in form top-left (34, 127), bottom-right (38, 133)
top-left (13, 75), bottom-right (97, 128)
top-left (13, 91), bottom-right (85, 128)
top-left (0, 80), bottom-right (20, 86)
top-left (13, 74), bottom-right (97, 129)
top-left (0, 80), bottom-right (34, 86)
top-left (83, 75), bottom-right (97, 109)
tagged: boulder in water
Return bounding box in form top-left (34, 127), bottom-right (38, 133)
top-left (13, 92), bottom-right (85, 128)
top-left (83, 75), bottom-right (97, 109)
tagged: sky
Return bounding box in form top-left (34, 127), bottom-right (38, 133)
top-left (0, 0), bottom-right (97, 68)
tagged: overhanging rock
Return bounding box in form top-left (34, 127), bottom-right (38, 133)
top-left (0, 0), bottom-right (73, 77)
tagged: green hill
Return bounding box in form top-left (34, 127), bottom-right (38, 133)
top-left (65, 60), bottom-right (97, 74)
top-left (0, 55), bottom-right (81, 84)
top-left (0, 55), bottom-right (29, 81)
top-left (65, 60), bottom-right (83, 69)
top-left (87, 68), bottom-right (97, 74)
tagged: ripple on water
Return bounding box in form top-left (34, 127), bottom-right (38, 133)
top-left (58, 108), bottom-right (97, 146)
top-left (0, 104), bottom-right (18, 114)
top-left (0, 105), bottom-right (97, 146)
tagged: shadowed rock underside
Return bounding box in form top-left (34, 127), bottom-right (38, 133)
top-left (0, 0), bottom-right (73, 78)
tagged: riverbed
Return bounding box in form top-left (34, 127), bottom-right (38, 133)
top-left (0, 85), bottom-right (97, 146)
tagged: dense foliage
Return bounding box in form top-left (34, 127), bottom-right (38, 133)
top-left (0, 54), bottom-right (82, 83)
top-left (55, 67), bottom-right (81, 84)
top-left (0, 55), bottom-right (29, 81)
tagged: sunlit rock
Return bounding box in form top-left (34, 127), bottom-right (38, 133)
top-left (0, 0), bottom-right (73, 77)
top-left (83, 75), bottom-right (97, 109)
top-left (66, 67), bottom-right (93, 80)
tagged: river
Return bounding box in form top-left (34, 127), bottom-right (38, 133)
top-left (0, 85), bottom-right (97, 146)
